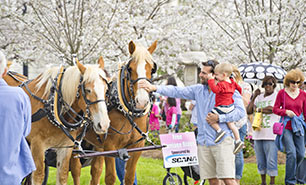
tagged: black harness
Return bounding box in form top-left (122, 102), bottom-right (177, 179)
top-left (105, 59), bottom-right (157, 150)
top-left (18, 67), bottom-right (108, 150)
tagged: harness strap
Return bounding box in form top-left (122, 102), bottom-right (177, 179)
top-left (20, 80), bottom-right (47, 104)
top-left (117, 64), bottom-right (151, 117)
top-left (7, 71), bottom-right (28, 83)
top-left (31, 108), bottom-right (48, 122)
top-left (53, 67), bottom-right (65, 125)
top-left (123, 112), bottom-right (154, 149)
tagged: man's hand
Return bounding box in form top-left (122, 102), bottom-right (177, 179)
top-left (206, 113), bottom-right (219, 125)
top-left (138, 79), bottom-right (157, 92)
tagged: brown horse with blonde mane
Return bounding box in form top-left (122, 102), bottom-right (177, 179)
top-left (69, 40), bottom-right (158, 185)
top-left (4, 58), bottom-right (110, 185)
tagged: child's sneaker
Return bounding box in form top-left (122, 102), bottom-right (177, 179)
top-left (214, 130), bottom-right (226, 143)
top-left (233, 141), bottom-right (244, 154)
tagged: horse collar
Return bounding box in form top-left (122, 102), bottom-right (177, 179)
top-left (116, 62), bottom-right (151, 118)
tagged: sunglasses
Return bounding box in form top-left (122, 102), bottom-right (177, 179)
top-left (289, 80), bottom-right (301, 84)
top-left (263, 82), bottom-right (274, 87)
top-left (203, 60), bottom-right (216, 67)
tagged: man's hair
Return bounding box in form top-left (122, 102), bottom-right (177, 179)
top-left (214, 62), bottom-right (233, 76)
top-left (0, 50), bottom-right (7, 77)
top-left (201, 60), bottom-right (219, 74)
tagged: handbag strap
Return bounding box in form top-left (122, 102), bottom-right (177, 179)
top-left (281, 90), bottom-right (286, 122)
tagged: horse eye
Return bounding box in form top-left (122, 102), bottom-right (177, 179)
top-left (85, 89), bottom-right (91, 94)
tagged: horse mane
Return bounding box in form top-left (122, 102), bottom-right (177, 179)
top-left (36, 64), bottom-right (107, 106)
top-left (131, 43), bottom-right (154, 67)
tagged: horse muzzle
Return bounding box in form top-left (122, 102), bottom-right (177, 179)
top-left (135, 89), bottom-right (150, 109)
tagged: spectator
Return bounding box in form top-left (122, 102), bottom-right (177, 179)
top-left (115, 158), bottom-right (137, 185)
top-left (247, 76), bottom-right (279, 185)
top-left (189, 100), bottom-right (198, 129)
top-left (166, 97), bottom-right (177, 133)
top-left (300, 81), bottom-right (306, 91)
top-left (273, 68), bottom-right (306, 185)
top-left (139, 59), bottom-right (245, 185)
top-left (207, 62), bottom-right (243, 154)
top-left (0, 50), bottom-right (36, 184)
top-left (149, 95), bottom-right (161, 135)
top-left (166, 77), bottom-right (182, 133)
top-left (297, 81), bottom-right (306, 184)
top-left (296, 150), bottom-right (306, 184)
top-left (232, 66), bottom-right (252, 184)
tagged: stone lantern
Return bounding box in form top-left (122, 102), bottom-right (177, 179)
top-left (178, 51), bottom-right (206, 86)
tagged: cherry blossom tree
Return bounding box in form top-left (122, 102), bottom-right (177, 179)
top-left (1, 0), bottom-right (305, 79)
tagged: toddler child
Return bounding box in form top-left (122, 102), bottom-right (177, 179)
top-left (207, 62), bottom-right (244, 154)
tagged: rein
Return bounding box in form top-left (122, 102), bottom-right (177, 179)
top-left (7, 71), bottom-right (28, 83)
top-left (106, 59), bottom-right (156, 148)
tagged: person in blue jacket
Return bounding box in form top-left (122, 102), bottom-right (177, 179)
top-left (0, 50), bottom-right (36, 185)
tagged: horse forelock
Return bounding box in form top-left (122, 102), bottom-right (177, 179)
top-left (61, 66), bottom-right (82, 106)
top-left (83, 64), bottom-right (107, 83)
top-left (61, 65), bottom-right (107, 107)
top-left (132, 43), bottom-right (153, 68)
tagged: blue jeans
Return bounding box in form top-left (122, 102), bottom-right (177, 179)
top-left (283, 129), bottom-right (305, 185)
top-left (297, 159), bottom-right (306, 184)
top-left (175, 114), bottom-right (181, 133)
top-left (235, 124), bottom-right (246, 179)
top-left (254, 140), bottom-right (278, 177)
top-left (115, 158), bottom-right (137, 185)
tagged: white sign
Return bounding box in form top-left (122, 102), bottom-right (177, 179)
top-left (160, 132), bottom-right (198, 168)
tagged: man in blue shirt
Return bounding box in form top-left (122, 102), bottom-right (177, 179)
top-left (0, 51), bottom-right (36, 184)
top-left (139, 60), bottom-right (245, 185)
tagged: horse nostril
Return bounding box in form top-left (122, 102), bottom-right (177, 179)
top-left (97, 124), bottom-right (102, 130)
top-left (135, 98), bottom-right (139, 104)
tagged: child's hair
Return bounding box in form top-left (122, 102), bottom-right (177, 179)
top-left (167, 97), bottom-right (176, 107)
top-left (214, 62), bottom-right (233, 77)
top-left (151, 95), bottom-right (156, 102)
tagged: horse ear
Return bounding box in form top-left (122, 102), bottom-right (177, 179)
top-left (148, 40), bottom-right (157, 54)
top-left (128, 41), bottom-right (136, 55)
top-left (98, 56), bottom-right (104, 69)
top-left (6, 61), bottom-right (12, 68)
top-left (76, 59), bottom-right (86, 75)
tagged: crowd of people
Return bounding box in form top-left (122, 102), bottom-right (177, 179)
top-left (141, 60), bottom-right (306, 185)
top-left (1, 47), bottom-right (306, 185)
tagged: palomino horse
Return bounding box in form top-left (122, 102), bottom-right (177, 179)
top-left (4, 58), bottom-right (110, 185)
top-left (70, 40), bottom-right (158, 185)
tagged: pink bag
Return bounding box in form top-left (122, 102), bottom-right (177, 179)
top-left (273, 122), bottom-right (284, 135)
top-left (273, 92), bottom-right (285, 135)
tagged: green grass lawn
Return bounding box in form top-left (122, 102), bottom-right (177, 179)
top-left (46, 157), bottom-right (285, 185)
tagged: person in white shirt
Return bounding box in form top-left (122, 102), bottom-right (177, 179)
top-left (247, 76), bottom-right (280, 185)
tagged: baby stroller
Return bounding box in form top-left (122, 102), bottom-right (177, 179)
top-left (163, 165), bottom-right (204, 185)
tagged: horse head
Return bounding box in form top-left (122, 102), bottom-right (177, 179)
top-left (127, 40), bottom-right (157, 110)
top-left (74, 57), bottom-right (110, 134)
